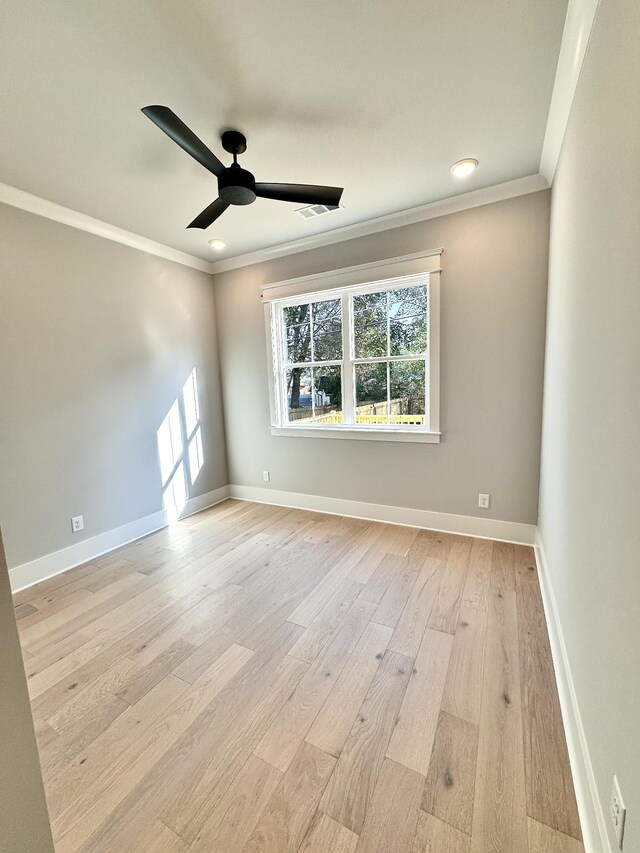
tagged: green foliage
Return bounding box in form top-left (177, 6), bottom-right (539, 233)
top-left (284, 285), bottom-right (427, 416)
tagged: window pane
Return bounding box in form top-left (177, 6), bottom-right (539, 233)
top-left (312, 366), bottom-right (342, 424)
top-left (354, 320), bottom-right (387, 358)
top-left (388, 285), bottom-right (427, 319)
top-left (353, 291), bottom-right (386, 323)
top-left (390, 315), bottom-right (427, 355)
top-left (355, 362), bottom-right (388, 424)
top-left (389, 360), bottom-right (426, 425)
top-left (312, 298), bottom-right (342, 360)
top-left (284, 304), bottom-right (312, 363)
top-left (286, 367), bottom-right (312, 422)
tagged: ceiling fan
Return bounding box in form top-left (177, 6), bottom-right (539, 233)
top-left (142, 105), bottom-right (344, 230)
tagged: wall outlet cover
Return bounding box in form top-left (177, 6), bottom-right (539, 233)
top-left (71, 515), bottom-right (84, 533)
top-left (478, 493), bottom-right (490, 509)
top-left (610, 775), bottom-right (626, 848)
top-left (262, 470), bottom-right (270, 482)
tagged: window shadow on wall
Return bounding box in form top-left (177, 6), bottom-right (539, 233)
top-left (156, 368), bottom-right (204, 522)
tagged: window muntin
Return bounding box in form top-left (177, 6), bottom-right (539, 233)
top-left (272, 274), bottom-right (434, 433)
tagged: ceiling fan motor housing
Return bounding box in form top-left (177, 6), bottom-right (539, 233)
top-left (219, 166), bottom-right (256, 205)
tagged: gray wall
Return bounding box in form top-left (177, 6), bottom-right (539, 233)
top-left (0, 528), bottom-right (54, 852)
top-left (538, 0), bottom-right (640, 849)
top-left (0, 204), bottom-right (228, 569)
top-left (214, 191), bottom-right (550, 525)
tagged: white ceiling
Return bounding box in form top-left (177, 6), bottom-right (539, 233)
top-left (0, 0), bottom-right (568, 263)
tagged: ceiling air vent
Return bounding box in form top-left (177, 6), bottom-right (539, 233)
top-left (295, 203), bottom-right (343, 220)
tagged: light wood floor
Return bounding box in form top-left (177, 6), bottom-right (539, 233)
top-left (15, 500), bottom-right (584, 852)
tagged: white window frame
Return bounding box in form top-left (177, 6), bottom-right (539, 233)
top-left (264, 250), bottom-right (442, 443)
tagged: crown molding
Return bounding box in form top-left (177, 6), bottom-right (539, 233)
top-left (0, 182), bottom-right (214, 273)
top-left (1, 173), bottom-right (549, 278)
top-left (209, 174), bottom-right (549, 275)
top-left (540, 0), bottom-right (602, 184)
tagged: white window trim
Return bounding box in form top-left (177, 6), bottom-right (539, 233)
top-left (264, 250), bottom-right (442, 444)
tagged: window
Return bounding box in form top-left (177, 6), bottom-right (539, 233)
top-left (266, 253), bottom-right (441, 442)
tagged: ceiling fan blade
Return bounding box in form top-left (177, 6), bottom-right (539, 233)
top-left (255, 182), bottom-right (343, 206)
top-left (187, 198), bottom-right (230, 230)
top-left (142, 105), bottom-right (225, 178)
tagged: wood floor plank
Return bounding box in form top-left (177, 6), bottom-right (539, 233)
top-left (12, 560), bottom-right (99, 605)
top-left (516, 548), bottom-right (582, 840)
top-left (354, 758), bottom-right (423, 853)
top-left (116, 637), bottom-right (195, 706)
top-left (134, 821), bottom-right (187, 851)
top-left (240, 742), bottom-right (336, 853)
top-left (47, 656), bottom-right (139, 733)
top-left (387, 549), bottom-right (444, 658)
top-left (427, 537), bottom-right (473, 634)
top-left (238, 566), bottom-right (329, 651)
top-left (254, 599), bottom-right (376, 773)
top-left (386, 628), bottom-right (453, 775)
top-left (306, 619), bottom-right (393, 758)
top-left (18, 588), bottom-right (96, 632)
top-left (461, 537), bottom-right (493, 611)
top-left (289, 579), bottom-right (363, 664)
top-left (23, 574), bottom-right (189, 663)
top-left (188, 754), bottom-right (283, 852)
top-left (20, 574), bottom-right (144, 648)
top-left (287, 527), bottom-right (377, 626)
top-left (52, 644), bottom-right (256, 849)
top-left (22, 631), bottom-right (91, 683)
top-left (45, 675), bottom-right (189, 832)
top-left (38, 693), bottom-right (130, 782)
top-left (131, 582), bottom-right (242, 665)
top-left (14, 601), bottom-right (38, 619)
top-left (69, 628), bottom-right (304, 852)
top-left (320, 650), bottom-right (412, 834)
top-left (349, 524), bottom-right (418, 584)
top-left (299, 813), bottom-right (359, 853)
top-left (414, 811), bottom-right (471, 853)
top-left (82, 559), bottom-right (138, 593)
top-left (490, 541), bottom-right (516, 592)
top-left (527, 816), bottom-right (584, 853)
top-left (33, 717), bottom-right (59, 751)
top-left (372, 562), bottom-right (420, 628)
top-left (440, 603), bottom-right (487, 725)
top-left (159, 625), bottom-right (308, 843)
top-left (470, 589), bottom-right (528, 853)
top-left (422, 711), bottom-right (478, 835)
top-left (358, 554), bottom-right (406, 605)
top-left (168, 558), bottom-right (304, 683)
top-left (27, 584), bottom-right (214, 703)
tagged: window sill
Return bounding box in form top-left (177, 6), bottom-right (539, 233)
top-left (270, 426), bottom-right (441, 443)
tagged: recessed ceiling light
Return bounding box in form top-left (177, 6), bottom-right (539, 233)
top-left (208, 239), bottom-right (225, 251)
top-left (450, 158), bottom-right (478, 178)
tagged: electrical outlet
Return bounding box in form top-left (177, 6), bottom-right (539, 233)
top-left (478, 493), bottom-right (490, 509)
top-left (71, 515), bottom-right (84, 533)
top-left (262, 470), bottom-right (270, 483)
top-left (610, 775), bottom-right (626, 848)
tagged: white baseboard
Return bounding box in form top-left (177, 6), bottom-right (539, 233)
top-left (229, 485), bottom-right (536, 545)
top-left (534, 529), bottom-right (611, 853)
top-left (9, 486), bottom-right (230, 593)
top-left (181, 485), bottom-right (230, 518)
top-left (9, 510), bottom-right (167, 593)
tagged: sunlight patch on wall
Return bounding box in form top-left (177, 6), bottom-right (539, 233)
top-left (156, 368), bottom-right (205, 522)
top-left (188, 426), bottom-right (204, 485)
